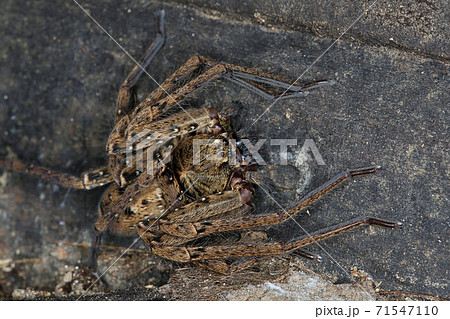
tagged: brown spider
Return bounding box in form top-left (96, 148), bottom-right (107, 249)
top-left (0, 11), bottom-right (401, 274)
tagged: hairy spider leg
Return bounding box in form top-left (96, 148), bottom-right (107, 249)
top-left (147, 217), bottom-right (401, 271)
top-left (114, 10), bottom-right (165, 124)
top-left (0, 160), bottom-right (112, 190)
top-left (193, 248), bottom-right (320, 274)
top-left (126, 54), bottom-right (334, 138)
top-left (147, 166), bottom-right (384, 239)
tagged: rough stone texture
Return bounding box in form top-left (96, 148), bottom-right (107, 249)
top-left (0, 0), bottom-right (448, 300)
top-left (160, 258), bottom-right (383, 301)
top-left (172, 0), bottom-right (450, 62)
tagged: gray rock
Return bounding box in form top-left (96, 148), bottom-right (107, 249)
top-left (0, 0), bottom-right (448, 300)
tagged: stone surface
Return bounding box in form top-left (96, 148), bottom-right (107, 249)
top-left (0, 0), bottom-right (448, 300)
top-left (173, 0), bottom-right (450, 62)
top-left (159, 258), bottom-right (382, 301)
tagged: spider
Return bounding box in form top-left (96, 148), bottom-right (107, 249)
top-left (0, 11), bottom-right (401, 275)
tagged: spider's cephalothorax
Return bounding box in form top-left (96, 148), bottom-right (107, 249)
top-left (0, 11), bottom-right (401, 274)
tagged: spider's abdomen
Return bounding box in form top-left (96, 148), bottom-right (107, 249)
top-left (97, 168), bottom-right (182, 235)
